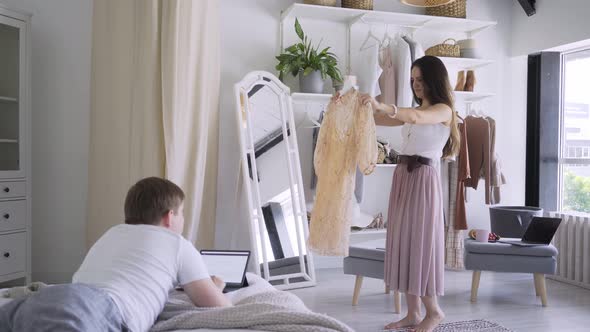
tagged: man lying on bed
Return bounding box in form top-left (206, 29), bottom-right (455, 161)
top-left (0, 177), bottom-right (231, 332)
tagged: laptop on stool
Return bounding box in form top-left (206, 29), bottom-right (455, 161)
top-left (497, 216), bottom-right (562, 247)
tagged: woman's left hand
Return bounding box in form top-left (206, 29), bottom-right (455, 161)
top-left (360, 94), bottom-right (380, 112)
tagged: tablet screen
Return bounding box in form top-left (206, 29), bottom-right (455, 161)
top-left (200, 250), bottom-right (250, 285)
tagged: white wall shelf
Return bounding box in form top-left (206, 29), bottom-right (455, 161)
top-left (454, 91), bottom-right (495, 103)
top-left (0, 96), bottom-right (18, 103)
top-left (439, 57), bottom-right (494, 71)
top-left (281, 3), bottom-right (497, 36)
top-left (351, 228), bottom-right (386, 236)
top-left (292, 93), bottom-right (332, 104)
top-left (0, 139), bottom-right (18, 143)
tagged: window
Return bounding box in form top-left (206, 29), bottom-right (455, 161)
top-left (560, 50), bottom-right (590, 214)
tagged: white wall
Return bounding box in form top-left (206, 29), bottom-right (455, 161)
top-left (0, 0), bottom-right (92, 283)
top-left (511, 0), bottom-right (590, 56)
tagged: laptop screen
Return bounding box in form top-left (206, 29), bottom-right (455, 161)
top-left (200, 250), bottom-right (250, 286)
top-left (522, 217), bottom-right (562, 244)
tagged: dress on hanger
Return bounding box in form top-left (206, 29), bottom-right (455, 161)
top-left (402, 35), bottom-right (425, 107)
top-left (311, 111), bottom-right (365, 204)
top-left (402, 35), bottom-right (425, 62)
top-left (445, 122), bottom-right (470, 269)
top-left (309, 89), bottom-right (378, 256)
top-left (485, 116), bottom-right (506, 204)
top-left (464, 116), bottom-right (492, 204)
top-left (356, 45), bottom-right (382, 98)
top-left (384, 123), bottom-right (450, 297)
top-left (390, 35), bottom-right (413, 108)
top-left (376, 46), bottom-right (396, 105)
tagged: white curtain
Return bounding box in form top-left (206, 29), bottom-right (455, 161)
top-left (87, 0), bottom-right (220, 248)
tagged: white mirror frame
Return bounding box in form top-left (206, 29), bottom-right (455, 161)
top-left (234, 71), bottom-right (316, 290)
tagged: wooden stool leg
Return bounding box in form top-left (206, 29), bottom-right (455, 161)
top-left (385, 284), bottom-right (390, 294)
top-left (394, 290), bottom-right (401, 314)
top-left (352, 275), bottom-right (363, 306)
top-left (534, 273), bottom-right (548, 307)
top-left (470, 270), bottom-right (481, 303)
top-left (534, 274), bottom-right (540, 296)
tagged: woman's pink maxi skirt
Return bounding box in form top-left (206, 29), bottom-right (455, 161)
top-left (384, 163), bottom-right (445, 297)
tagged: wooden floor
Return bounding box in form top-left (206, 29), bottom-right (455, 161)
top-left (291, 268), bottom-right (590, 332)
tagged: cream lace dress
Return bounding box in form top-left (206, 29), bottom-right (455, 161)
top-left (308, 89), bottom-right (378, 256)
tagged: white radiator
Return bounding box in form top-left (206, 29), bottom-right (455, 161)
top-left (548, 212), bottom-right (590, 290)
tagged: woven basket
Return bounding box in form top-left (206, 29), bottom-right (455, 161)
top-left (342, 0), bottom-right (373, 10)
top-left (426, 0), bottom-right (466, 18)
top-left (425, 38), bottom-right (460, 57)
top-left (303, 0), bottom-right (337, 6)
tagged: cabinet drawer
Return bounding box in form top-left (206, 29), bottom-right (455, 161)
top-left (0, 232), bottom-right (26, 276)
top-left (0, 200), bottom-right (26, 232)
top-left (0, 182), bottom-right (26, 199)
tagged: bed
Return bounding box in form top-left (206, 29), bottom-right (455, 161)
top-left (1, 274), bottom-right (352, 332)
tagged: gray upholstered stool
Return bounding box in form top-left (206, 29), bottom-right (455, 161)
top-left (464, 239), bottom-right (558, 306)
top-left (343, 239), bottom-right (401, 313)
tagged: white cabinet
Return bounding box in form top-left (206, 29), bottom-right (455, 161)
top-left (0, 5), bottom-right (31, 284)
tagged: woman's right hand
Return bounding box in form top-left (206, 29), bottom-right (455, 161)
top-left (360, 94), bottom-right (381, 112)
top-left (331, 92), bottom-right (341, 103)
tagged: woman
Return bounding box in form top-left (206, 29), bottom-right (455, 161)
top-left (361, 55), bottom-right (460, 332)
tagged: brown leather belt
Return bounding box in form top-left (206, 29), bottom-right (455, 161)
top-left (397, 155), bottom-right (434, 172)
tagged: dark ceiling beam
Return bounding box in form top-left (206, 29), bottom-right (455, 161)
top-left (517, 0), bottom-right (536, 16)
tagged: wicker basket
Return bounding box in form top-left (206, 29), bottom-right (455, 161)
top-left (425, 38), bottom-right (460, 57)
top-left (342, 0), bottom-right (373, 10)
top-left (303, 0), bottom-right (337, 6)
top-left (426, 0), bottom-right (466, 18)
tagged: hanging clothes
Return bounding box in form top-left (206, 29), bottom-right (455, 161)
top-left (390, 35), bottom-right (413, 108)
top-left (445, 160), bottom-right (465, 270)
top-left (402, 35), bottom-right (425, 107)
top-left (376, 46), bottom-right (396, 105)
top-left (402, 35), bottom-right (425, 63)
top-left (310, 111), bottom-right (325, 190)
top-left (311, 112), bottom-right (366, 204)
top-left (309, 89), bottom-right (378, 256)
top-left (454, 122), bottom-right (470, 229)
top-left (485, 116), bottom-right (506, 204)
top-left (464, 116), bottom-right (492, 204)
top-left (355, 45), bottom-right (382, 98)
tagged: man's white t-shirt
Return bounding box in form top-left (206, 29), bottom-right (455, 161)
top-left (73, 224), bottom-right (209, 332)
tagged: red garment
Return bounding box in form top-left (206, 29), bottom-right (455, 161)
top-left (454, 122), bottom-right (470, 230)
top-left (464, 116), bottom-right (492, 204)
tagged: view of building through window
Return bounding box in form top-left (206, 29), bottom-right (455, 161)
top-left (561, 50), bottom-right (590, 214)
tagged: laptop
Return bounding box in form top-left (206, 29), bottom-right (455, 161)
top-left (497, 216), bottom-right (562, 247)
top-left (200, 250), bottom-right (250, 293)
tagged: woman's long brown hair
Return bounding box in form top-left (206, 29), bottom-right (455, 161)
top-left (411, 55), bottom-right (460, 159)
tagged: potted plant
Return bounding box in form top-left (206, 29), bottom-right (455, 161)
top-left (276, 18), bottom-right (343, 93)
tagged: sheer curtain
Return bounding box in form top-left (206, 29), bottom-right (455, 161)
top-left (87, 0), bottom-right (220, 248)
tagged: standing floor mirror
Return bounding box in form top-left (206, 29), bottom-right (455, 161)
top-left (234, 71), bottom-right (316, 290)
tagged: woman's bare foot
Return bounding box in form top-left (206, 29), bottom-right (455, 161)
top-left (414, 310), bottom-right (445, 332)
top-left (384, 312), bottom-right (421, 330)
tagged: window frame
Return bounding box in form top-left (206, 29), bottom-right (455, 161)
top-left (558, 48), bottom-right (590, 213)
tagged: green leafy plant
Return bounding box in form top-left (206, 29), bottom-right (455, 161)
top-left (563, 169), bottom-right (590, 214)
top-left (275, 18), bottom-right (342, 84)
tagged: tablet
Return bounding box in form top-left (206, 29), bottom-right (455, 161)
top-left (200, 250), bottom-right (250, 289)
